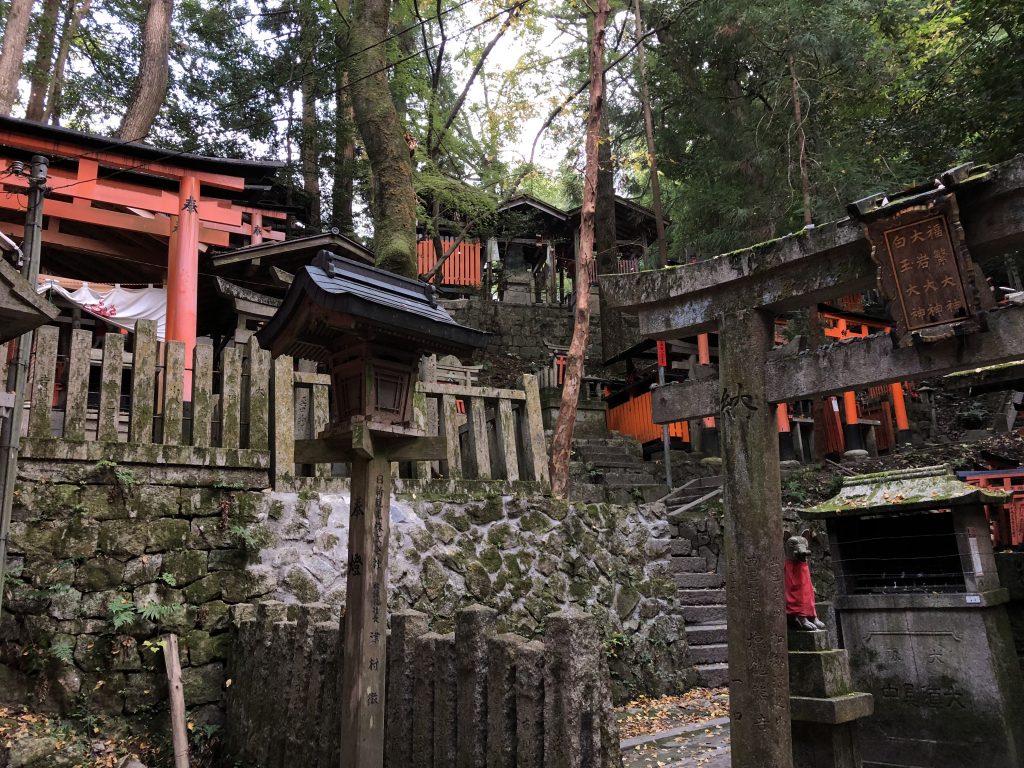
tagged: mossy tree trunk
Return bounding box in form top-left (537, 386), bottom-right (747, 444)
top-left (348, 0), bottom-right (418, 278)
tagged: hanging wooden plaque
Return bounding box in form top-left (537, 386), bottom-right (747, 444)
top-left (863, 192), bottom-right (993, 345)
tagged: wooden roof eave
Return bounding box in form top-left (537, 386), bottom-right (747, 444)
top-left (0, 257), bottom-right (59, 344)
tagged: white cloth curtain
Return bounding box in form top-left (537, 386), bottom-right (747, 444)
top-left (37, 281), bottom-right (167, 340)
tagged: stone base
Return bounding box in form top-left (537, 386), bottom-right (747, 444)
top-left (792, 720), bottom-right (864, 768)
top-left (842, 449), bottom-right (869, 462)
top-left (791, 693), bottom-right (874, 725)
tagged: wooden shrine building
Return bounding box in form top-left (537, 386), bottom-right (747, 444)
top-left (0, 115), bottom-right (299, 372)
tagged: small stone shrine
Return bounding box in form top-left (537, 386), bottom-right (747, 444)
top-left (804, 466), bottom-right (1024, 768)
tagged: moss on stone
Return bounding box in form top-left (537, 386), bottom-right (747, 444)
top-left (283, 568), bottom-right (320, 603)
top-left (442, 509), bottom-right (471, 532)
top-left (465, 562), bottom-right (492, 599)
top-left (479, 546), bottom-right (503, 573)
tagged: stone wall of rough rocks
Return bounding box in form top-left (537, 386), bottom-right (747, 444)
top-left (2, 464), bottom-right (692, 715)
top-left (223, 602), bottom-right (622, 768)
top-left (257, 487), bottom-right (693, 701)
top-left (441, 297), bottom-right (601, 363)
top-left (0, 459), bottom-right (276, 725)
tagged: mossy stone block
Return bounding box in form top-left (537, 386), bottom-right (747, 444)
top-left (182, 662), bottom-right (225, 705)
top-left (422, 557), bottom-right (448, 600)
top-left (465, 562), bottom-right (492, 599)
top-left (74, 557), bottom-right (123, 592)
top-left (479, 546), bottom-right (503, 573)
top-left (614, 586), bottom-right (641, 620)
top-left (486, 521), bottom-right (515, 548)
top-left (442, 509), bottom-right (471, 532)
top-left (123, 555), bottom-right (161, 587)
top-left (145, 519), bottom-right (190, 553)
top-left (469, 497), bottom-right (504, 525)
top-left (97, 520), bottom-right (148, 556)
top-left (185, 630), bottom-right (230, 666)
top-left (196, 600), bottom-right (231, 632)
top-left (283, 568), bottom-right (320, 602)
top-left (519, 511), bottom-right (552, 534)
top-left (208, 549), bottom-right (247, 572)
top-left (162, 550), bottom-right (208, 586)
top-left (183, 573), bottom-right (224, 604)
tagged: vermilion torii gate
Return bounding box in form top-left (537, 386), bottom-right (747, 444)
top-left (600, 157), bottom-right (1024, 768)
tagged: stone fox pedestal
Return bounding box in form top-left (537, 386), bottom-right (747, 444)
top-left (805, 466), bottom-right (1024, 768)
top-left (789, 629), bottom-right (873, 768)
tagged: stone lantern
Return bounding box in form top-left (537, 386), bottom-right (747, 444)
top-left (257, 250), bottom-right (487, 768)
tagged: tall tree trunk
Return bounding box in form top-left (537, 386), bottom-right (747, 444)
top-left (596, 106), bottom-right (622, 362)
top-left (348, 0), bottom-right (418, 277)
top-left (116, 0), bottom-right (174, 141)
top-left (332, 16), bottom-right (355, 235)
top-left (633, 0), bottom-right (667, 267)
top-left (789, 53), bottom-right (812, 227)
top-left (26, 0), bottom-right (62, 121)
top-left (0, 0), bottom-right (34, 115)
top-left (299, 0), bottom-right (321, 229)
top-left (549, 0), bottom-right (608, 499)
top-left (46, 0), bottom-right (91, 124)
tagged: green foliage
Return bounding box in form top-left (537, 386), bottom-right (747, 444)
top-left (49, 638), bottom-right (75, 666)
top-left (230, 523), bottom-right (274, 552)
top-left (108, 595), bottom-right (182, 630)
top-left (108, 597), bottom-right (137, 631)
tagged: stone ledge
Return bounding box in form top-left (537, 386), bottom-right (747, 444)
top-left (790, 693), bottom-right (874, 724)
top-left (835, 588), bottom-right (1009, 611)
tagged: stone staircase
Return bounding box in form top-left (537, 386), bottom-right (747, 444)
top-left (664, 476), bottom-right (729, 688)
top-left (570, 436), bottom-right (667, 505)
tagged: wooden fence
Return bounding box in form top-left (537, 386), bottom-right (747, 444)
top-left (10, 321), bottom-right (271, 467)
top-left (5, 319), bottom-right (549, 487)
top-left (416, 238), bottom-right (482, 287)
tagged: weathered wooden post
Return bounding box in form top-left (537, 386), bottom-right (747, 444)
top-left (256, 251), bottom-right (487, 768)
top-left (600, 159), bottom-right (1024, 768)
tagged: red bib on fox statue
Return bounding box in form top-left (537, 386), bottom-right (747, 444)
top-left (785, 530), bottom-right (826, 632)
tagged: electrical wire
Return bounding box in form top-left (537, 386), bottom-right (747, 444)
top-left (45, 0), bottom-right (530, 197)
top-left (33, 0), bottom-right (501, 173)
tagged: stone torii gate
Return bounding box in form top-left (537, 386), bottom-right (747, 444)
top-left (600, 157), bottom-right (1024, 768)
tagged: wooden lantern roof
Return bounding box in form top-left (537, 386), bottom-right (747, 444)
top-left (256, 250), bottom-right (489, 362)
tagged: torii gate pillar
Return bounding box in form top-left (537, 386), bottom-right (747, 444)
top-left (717, 309), bottom-right (792, 766)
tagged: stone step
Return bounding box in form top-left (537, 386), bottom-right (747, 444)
top-left (689, 643), bottom-right (729, 665)
top-left (574, 436), bottom-right (641, 449)
top-left (575, 455), bottom-right (647, 469)
top-left (567, 483), bottom-right (606, 503)
top-left (686, 623), bottom-right (728, 646)
top-left (602, 471), bottom-right (658, 486)
top-left (678, 589), bottom-right (727, 606)
top-left (694, 662), bottom-right (729, 688)
top-left (671, 556), bottom-right (709, 573)
top-left (605, 485), bottom-right (666, 505)
top-left (674, 572), bottom-right (725, 589)
top-left (681, 604), bottom-right (727, 624)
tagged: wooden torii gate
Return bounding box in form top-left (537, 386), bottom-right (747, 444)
top-left (600, 157), bottom-right (1024, 768)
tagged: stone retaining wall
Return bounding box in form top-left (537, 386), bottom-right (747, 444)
top-left (2, 461), bottom-right (691, 718)
top-left (259, 488), bottom-right (692, 700)
top-left (223, 601), bottom-right (621, 768)
top-left (441, 296), bottom-right (601, 364)
top-left (0, 458), bottom-right (274, 724)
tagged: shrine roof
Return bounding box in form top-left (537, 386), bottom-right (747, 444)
top-left (0, 115), bottom-right (284, 180)
top-left (256, 250), bottom-right (489, 360)
top-left (803, 465), bottom-right (1010, 518)
top-left (0, 256), bottom-right (59, 345)
top-left (209, 232), bottom-right (373, 270)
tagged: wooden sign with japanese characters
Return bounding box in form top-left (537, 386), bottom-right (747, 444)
top-left (865, 193), bottom-right (992, 345)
